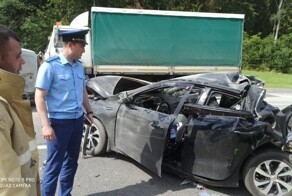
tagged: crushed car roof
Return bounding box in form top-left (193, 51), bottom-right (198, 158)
top-left (86, 73), bottom-right (263, 98)
top-left (173, 72), bottom-right (260, 92)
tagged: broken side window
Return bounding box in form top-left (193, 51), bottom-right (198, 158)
top-left (207, 91), bottom-right (241, 110)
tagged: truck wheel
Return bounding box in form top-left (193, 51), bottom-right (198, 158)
top-left (243, 150), bottom-right (292, 196)
top-left (83, 118), bottom-right (107, 156)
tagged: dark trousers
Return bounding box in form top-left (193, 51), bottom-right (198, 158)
top-left (41, 116), bottom-right (83, 196)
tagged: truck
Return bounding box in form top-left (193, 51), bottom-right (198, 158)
top-left (45, 7), bottom-right (244, 81)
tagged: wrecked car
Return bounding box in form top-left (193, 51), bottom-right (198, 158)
top-left (83, 73), bottom-right (292, 196)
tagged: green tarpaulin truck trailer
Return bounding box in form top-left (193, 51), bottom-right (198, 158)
top-left (45, 7), bottom-right (244, 81)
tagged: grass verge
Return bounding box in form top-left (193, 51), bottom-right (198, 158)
top-left (242, 70), bottom-right (292, 89)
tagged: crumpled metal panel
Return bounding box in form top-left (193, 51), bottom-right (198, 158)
top-left (85, 73), bottom-right (291, 187)
top-left (181, 115), bottom-right (267, 180)
top-left (87, 75), bottom-right (150, 98)
top-left (175, 72), bottom-right (262, 92)
top-left (282, 104), bottom-right (292, 134)
top-left (115, 104), bottom-right (173, 176)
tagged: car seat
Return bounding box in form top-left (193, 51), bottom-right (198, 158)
top-left (174, 114), bottom-right (188, 143)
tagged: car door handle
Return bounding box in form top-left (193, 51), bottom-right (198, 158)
top-left (151, 121), bottom-right (164, 129)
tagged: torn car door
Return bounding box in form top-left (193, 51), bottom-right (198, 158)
top-left (115, 103), bottom-right (173, 176)
top-left (181, 104), bottom-right (261, 180)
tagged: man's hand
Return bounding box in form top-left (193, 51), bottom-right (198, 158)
top-left (42, 125), bottom-right (55, 141)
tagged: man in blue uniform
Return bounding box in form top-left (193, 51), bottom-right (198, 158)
top-left (35, 29), bottom-right (93, 196)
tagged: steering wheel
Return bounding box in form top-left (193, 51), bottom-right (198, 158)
top-left (156, 102), bottom-right (171, 114)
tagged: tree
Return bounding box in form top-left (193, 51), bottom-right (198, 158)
top-left (273, 0), bottom-right (284, 43)
top-left (272, 0), bottom-right (292, 42)
top-left (0, 0), bottom-right (31, 37)
top-left (1, 0), bottom-right (291, 71)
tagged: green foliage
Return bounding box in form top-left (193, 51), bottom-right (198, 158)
top-left (242, 33), bottom-right (292, 73)
top-left (0, 0), bottom-right (291, 72)
top-left (21, 8), bottom-right (51, 52)
top-left (242, 70), bottom-right (292, 89)
top-left (269, 33), bottom-right (292, 73)
top-left (271, 0), bottom-right (292, 37)
top-left (243, 34), bottom-right (272, 70)
top-left (0, 0), bottom-right (33, 37)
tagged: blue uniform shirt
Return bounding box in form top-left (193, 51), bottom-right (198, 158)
top-left (35, 54), bottom-right (86, 119)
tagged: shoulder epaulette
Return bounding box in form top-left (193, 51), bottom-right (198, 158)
top-left (45, 55), bottom-right (59, 62)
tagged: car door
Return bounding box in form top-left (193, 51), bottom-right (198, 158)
top-left (181, 103), bottom-right (256, 180)
top-left (115, 103), bottom-right (173, 176)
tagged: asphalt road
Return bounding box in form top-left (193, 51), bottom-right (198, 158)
top-left (33, 88), bottom-right (292, 196)
top-left (265, 88), bottom-right (292, 110)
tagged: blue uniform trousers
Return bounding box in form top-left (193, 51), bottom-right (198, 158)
top-left (42, 116), bottom-right (83, 196)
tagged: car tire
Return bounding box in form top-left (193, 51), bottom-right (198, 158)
top-left (243, 150), bottom-right (292, 196)
top-left (83, 118), bottom-right (107, 156)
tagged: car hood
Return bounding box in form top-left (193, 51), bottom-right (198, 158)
top-left (86, 75), bottom-right (151, 98)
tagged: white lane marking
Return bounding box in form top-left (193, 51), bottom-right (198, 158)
top-left (37, 145), bottom-right (47, 150)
